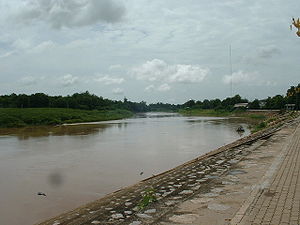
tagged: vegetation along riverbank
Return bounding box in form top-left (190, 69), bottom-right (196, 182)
top-left (0, 83), bottom-right (298, 128)
top-left (0, 108), bottom-right (133, 128)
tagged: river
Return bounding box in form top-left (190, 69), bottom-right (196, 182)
top-left (0, 113), bottom-right (250, 225)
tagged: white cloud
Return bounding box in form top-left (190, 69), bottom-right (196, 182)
top-left (145, 84), bottom-right (155, 92)
top-left (12, 39), bottom-right (32, 50)
top-left (14, 0), bottom-right (126, 29)
top-left (157, 83), bottom-right (171, 92)
top-left (168, 64), bottom-right (207, 83)
top-left (223, 70), bottom-right (277, 87)
top-left (30, 41), bottom-right (56, 53)
top-left (19, 76), bottom-right (38, 86)
top-left (223, 70), bottom-right (257, 85)
top-left (132, 59), bottom-right (167, 82)
top-left (132, 59), bottom-right (209, 84)
top-left (112, 87), bottom-right (124, 95)
top-left (94, 75), bottom-right (124, 85)
top-left (145, 84), bottom-right (171, 92)
top-left (60, 74), bottom-right (79, 86)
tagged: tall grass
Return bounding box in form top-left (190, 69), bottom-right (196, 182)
top-left (179, 109), bottom-right (232, 117)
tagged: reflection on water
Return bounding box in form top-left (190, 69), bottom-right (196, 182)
top-left (0, 123), bottom-right (113, 140)
top-left (0, 113), bottom-right (250, 225)
top-left (135, 112), bottom-right (181, 118)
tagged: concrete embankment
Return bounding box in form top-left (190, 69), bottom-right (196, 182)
top-left (37, 112), bottom-right (299, 225)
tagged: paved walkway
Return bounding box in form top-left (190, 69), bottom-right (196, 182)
top-left (235, 123), bottom-right (300, 225)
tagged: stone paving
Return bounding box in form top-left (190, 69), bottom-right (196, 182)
top-left (39, 139), bottom-right (260, 225)
top-left (233, 122), bottom-right (300, 225)
top-left (155, 120), bottom-right (299, 225)
top-left (37, 113), bottom-right (299, 225)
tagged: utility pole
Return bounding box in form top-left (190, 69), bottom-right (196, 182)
top-left (229, 44), bottom-right (233, 97)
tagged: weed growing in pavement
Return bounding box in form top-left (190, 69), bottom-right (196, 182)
top-left (138, 188), bottom-right (157, 210)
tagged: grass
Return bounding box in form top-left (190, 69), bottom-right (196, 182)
top-left (137, 188), bottom-right (157, 210)
top-left (179, 108), bottom-right (278, 134)
top-left (179, 109), bottom-right (232, 117)
top-left (0, 108), bottom-right (133, 128)
top-left (251, 121), bottom-right (267, 133)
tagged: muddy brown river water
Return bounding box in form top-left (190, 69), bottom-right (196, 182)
top-left (0, 113), bottom-right (250, 225)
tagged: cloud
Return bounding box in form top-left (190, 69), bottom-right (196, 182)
top-left (109, 64), bottom-right (122, 71)
top-left (30, 41), bottom-right (55, 53)
top-left (157, 83), bottom-right (171, 92)
top-left (60, 74), bottom-right (79, 86)
top-left (258, 46), bottom-right (280, 59)
top-left (19, 76), bottom-right (39, 86)
top-left (168, 64), bottom-right (208, 83)
top-left (223, 70), bottom-right (257, 85)
top-left (14, 0), bottom-right (126, 29)
top-left (222, 70), bottom-right (277, 86)
top-left (112, 88), bottom-right (124, 95)
top-left (94, 75), bottom-right (124, 85)
top-left (0, 51), bottom-right (14, 58)
top-left (145, 84), bottom-right (171, 92)
top-left (132, 59), bottom-right (209, 84)
top-left (243, 45), bottom-right (282, 65)
top-left (145, 84), bottom-right (155, 92)
top-left (12, 39), bottom-right (32, 50)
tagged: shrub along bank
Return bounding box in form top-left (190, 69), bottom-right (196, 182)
top-left (0, 108), bottom-right (133, 128)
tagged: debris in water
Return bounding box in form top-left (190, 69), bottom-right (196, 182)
top-left (236, 126), bottom-right (245, 132)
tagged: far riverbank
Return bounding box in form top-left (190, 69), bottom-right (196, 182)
top-left (0, 108), bottom-right (133, 128)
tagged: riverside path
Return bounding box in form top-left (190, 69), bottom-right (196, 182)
top-left (231, 120), bottom-right (300, 225)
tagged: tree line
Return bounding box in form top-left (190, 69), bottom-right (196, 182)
top-left (0, 83), bottom-right (299, 112)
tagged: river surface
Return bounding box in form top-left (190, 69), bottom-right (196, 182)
top-left (0, 113), bottom-right (250, 225)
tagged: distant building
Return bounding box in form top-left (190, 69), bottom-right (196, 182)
top-left (234, 103), bottom-right (249, 108)
top-left (259, 100), bottom-right (267, 108)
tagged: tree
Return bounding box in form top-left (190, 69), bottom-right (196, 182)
top-left (29, 93), bottom-right (49, 107)
top-left (248, 99), bottom-right (260, 109)
top-left (286, 84), bottom-right (300, 110)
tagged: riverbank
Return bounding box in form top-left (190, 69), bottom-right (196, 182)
top-left (37, 111), bottom-right (299, 225)
top-left (179, 109), bottom-right (292, 133)
top-left (0, 108), bottom-right (133, 128)
top-left (0, 107), bottom-right (282, 129)
top-left (179, 108), bottom-right (279, 119)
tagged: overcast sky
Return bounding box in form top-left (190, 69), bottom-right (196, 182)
top-left (0, 0), bottom-right (299, 103)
